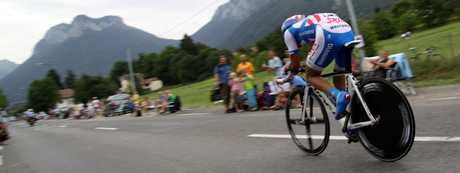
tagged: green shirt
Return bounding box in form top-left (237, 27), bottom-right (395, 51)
top-left (168, 94), bottom-right (176, 102)
top-left (242, 75), bottom-right (254, 90)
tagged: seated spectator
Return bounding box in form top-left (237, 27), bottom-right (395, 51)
top-left (370, 50), bottom-right (396, 78)
top-left (155, 91), bottom-right (166, 109)
top-left (159, 90), bottom-right (176, 114)
top-left (260, 81), bottom-right (280, 110)
top-left (139, 97), bottom-right (152, 115)
top-left (351, 55), bottom-right (362, 80)
top-left (287, 72), bottom-right (306, 109)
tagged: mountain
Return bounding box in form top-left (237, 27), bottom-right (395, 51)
top-left (0, 15), bottom-right (178, 103)
top-left (0, 59), bottom-right (19, 80)
top-left (194, 0), bottom-right (399, 51)
top-left (191, 0), bottom-right (271, 47)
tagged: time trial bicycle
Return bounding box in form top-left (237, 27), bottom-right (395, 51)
top-left (282, 40), bottom-right (416, 162)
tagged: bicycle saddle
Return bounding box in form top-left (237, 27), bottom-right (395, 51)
top-left (344, 40), bottom-right (361, 48)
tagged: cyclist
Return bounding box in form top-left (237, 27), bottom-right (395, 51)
top-left (282, 13), bottom-right (355, 125)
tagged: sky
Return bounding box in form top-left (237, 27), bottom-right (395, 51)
top-left (0, 0), bottom-right (230, 64)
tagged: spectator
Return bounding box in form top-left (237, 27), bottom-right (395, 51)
top-left (86, 101), bottom-right (95, 118)
top-left (229, 72), bottom-right (244, 112)
top-left (283, 49), bottom-right (291, 65)
top-left (0, 107), bottom-right (8, 125)
top-left (351, 55), bottom-right (362, 80)
top-left (260, 81), bottom-right (280, 110)
top-left (131, 91), bottom-right (140, 117)
top-left (139, 97), bottom-right (151, 115)
top-left (159, 90), bottom-right (176, 114)
top-left (155, 91), bottom-right (166, 111)
top-left (288, 72), bottom-right (307, 109)
top-left (241, 69), bottom-right (258, 111)
top-left (236, 54), bottom-right (255, 76)
top-left (262, 49), bottom-right (283, 77)
top-left (72, 102), bottom-right (81, 119)
top-left (92, 97), bottom-right (101, 116)
top-left (370, 50), bottom-right (396, 78)
top-left (214, 56), bottom-right (232, 113)
top-left (77, 101), bottom-right (85, 118)
top-left (0, 108), bottom-right (11, 145)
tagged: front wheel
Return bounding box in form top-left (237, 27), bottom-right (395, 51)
top-left (351, 78), bottom-right (415, 161)
top-left (286, 88), bottom-right (330, 155)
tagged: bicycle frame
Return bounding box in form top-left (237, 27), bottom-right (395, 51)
top-left (297, 71), bottom-right (379, 133)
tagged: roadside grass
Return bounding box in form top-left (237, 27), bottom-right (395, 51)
top-left (145, 21), bottom-right (460, 109)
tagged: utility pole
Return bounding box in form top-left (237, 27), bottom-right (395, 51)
top-left (126, 47), bottom-right (136, 93)
top-left (345, 0), bottom-right (366, 58)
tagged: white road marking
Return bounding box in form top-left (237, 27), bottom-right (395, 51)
top-left (429, 96), bottom-right (460, 101)
top-left (0, 155), bottom-right (3, 166)
top-left (58, 126), bottom-right (67, 128)
top-left (0, 146), bottom-right (3, 150)
top-left (247, 134), bottom-right (460, 142)
top-left (94, 127), bottom-right (118, 130)
top-left (175, 113), bottom-right (210, 116)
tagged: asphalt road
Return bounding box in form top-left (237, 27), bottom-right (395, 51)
top-left (1, 97), bottom-right (459, 173)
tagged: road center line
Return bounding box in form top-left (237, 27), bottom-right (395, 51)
top-left (429, 96), bottom-right (460, 101)
top-left (247, 134), bottom-right (460, 142)
top-left (95, 127), bottom-right (118, 130)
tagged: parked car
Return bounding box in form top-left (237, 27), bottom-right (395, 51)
top-left (103, 94), bottom-right (131, 116)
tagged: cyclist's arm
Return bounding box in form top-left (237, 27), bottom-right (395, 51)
top-left (289, 54), bottom-right (300, 71)
top-left (284, 31), bottom-right (300, 71)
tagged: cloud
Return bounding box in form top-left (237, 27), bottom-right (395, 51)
top-left (0, 0), bottom-right (228, 64)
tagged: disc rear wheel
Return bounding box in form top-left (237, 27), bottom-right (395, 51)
top-left (351, 78), bottom-right (415, 161)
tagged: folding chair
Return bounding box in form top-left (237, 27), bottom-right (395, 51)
top-left (361, 53), bottom-right (416, 95)
top-left (386, 53), bottom-right (417, 95)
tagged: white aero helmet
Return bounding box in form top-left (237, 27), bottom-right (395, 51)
top-left (281, 14), bottom-right (305, 34)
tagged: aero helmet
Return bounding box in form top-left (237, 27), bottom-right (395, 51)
top-left (281, 14), bottom-right (305, 34)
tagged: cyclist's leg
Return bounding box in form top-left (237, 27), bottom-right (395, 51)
top-left (306, 28), bottom-right (350, 120)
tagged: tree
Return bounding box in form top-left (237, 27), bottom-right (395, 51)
top-left (372, 11), bottom-right (398, 40)
top-left (136, 53), bottom-right (157, 78)
top-left (358, 17), bottom-right (378, 57)
top-left (46, 69), bottom-right (63, 89)
top-left (445, 0), bottom-right (460, 19)
top-left (0, 87), bottom-right (8, 108)
top-left (109, 61), bottom-right (129, 86)
top-left (64, 70), bottom-right (77, 89)
top-left (27, 77), bottom-right (60, 112)
top-left (413, 0), bottom-right (449, 27)
top-left (73, 74), bottom-right (118, 103)
top-left (390, 0), bottom-right (413, 17)
top-left (180, 34), bottom-right (198, 56)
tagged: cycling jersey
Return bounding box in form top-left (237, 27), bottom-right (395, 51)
top-left (284, 13), bottom-right (354, 71)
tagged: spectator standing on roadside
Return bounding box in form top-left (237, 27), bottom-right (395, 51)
top-left (131, 91), bottom-right (140, 117)
top-left (229, 72), bottom-right (244, 112)
top-left (262, 49), bottom-right (283, 77)
top-left (0, 108), bottom-right (8, 125)
top-left (72, 102), bottom-right (80, 119)
top-left (0, 107), bottom-right (11, 145)
top-left (236, 54), bottom-right (255, 76)
top-left (214, 56), bottom-right (232, 113)
top-left (92, 97), bottom-right (101, 116)
top-left (241, 69), bottom-right (258, 111)
top-left (86, 100), bottom-right (95, 118)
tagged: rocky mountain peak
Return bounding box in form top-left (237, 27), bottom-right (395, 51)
top-left (212, 0), bottom-right (271, 20)
top-left (41, 15), bottom-right (124, 45)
